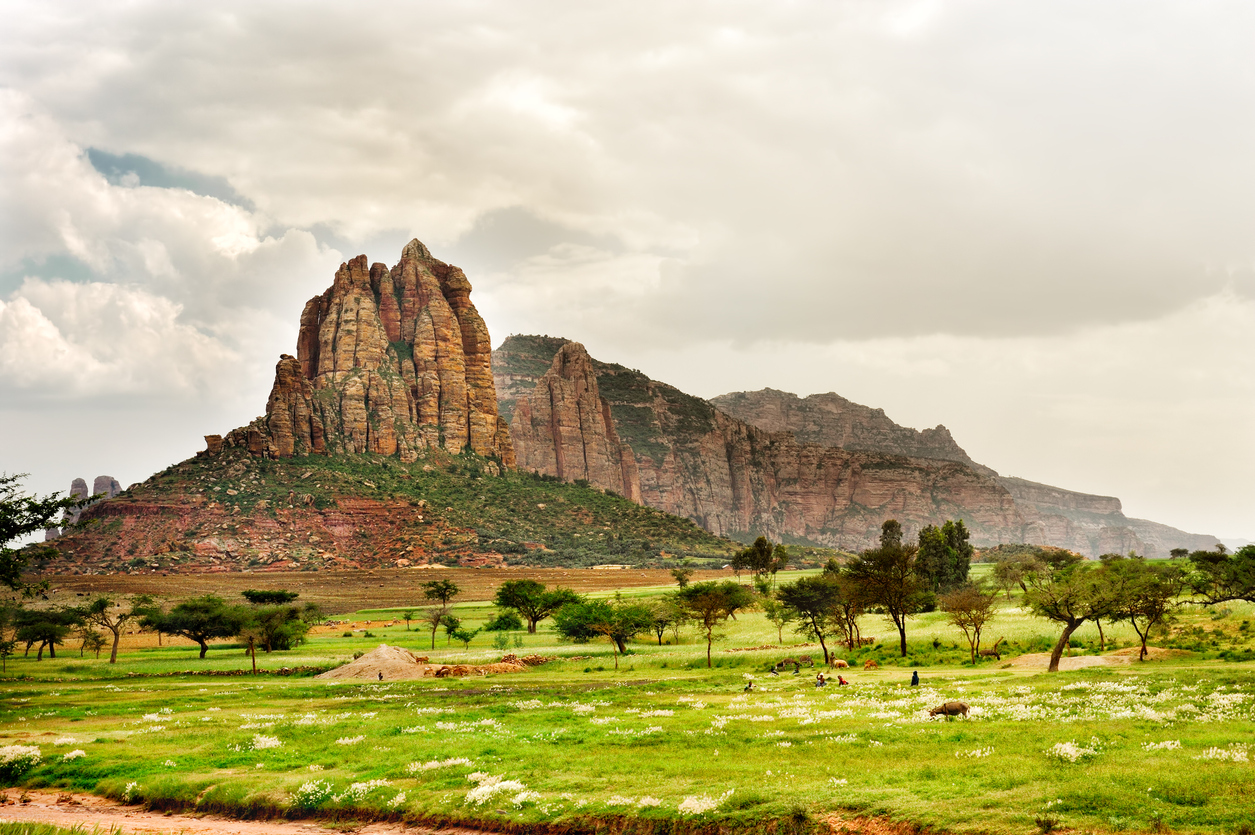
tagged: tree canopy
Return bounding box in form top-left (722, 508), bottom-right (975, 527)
top-left (677, 580), bottom-right (756, 667)
top-left (1, 473), bottom-right (91, 596)
top-left (845, 520), bottom-right (930, 657)
top-left (552, 596), bottom-right (654, 668)
top-left (493, 579), bottom-right (580, 633)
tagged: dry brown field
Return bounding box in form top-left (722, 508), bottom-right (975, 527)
top-left (43, 566), bottom-right (736, 614)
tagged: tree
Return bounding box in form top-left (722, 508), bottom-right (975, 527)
top-left (15, 607), bottom-right (81, 659)
top-left (81, 596), bottom-right (148, 664)
top-left (242, 605), bottom-right (308, 653)
top-left (760, 597), bottom-right (795, 644)
top-left (483, 610), bottom-right (524, 632)
top-left (241, 589), bottom-right (299, 605)
top-left (149, 595), bottom-right (245, 659)
top-left (670, 567), bottom-right (695, 588)
top-left (939, 583), bottom-right (998, 663)
top-left (401, 609), bottom-right (416, 631)
top-left (552, 596), bottom-right (654, 670)
top-left (731, 537), bottom-right (789, 590)
top-left (677, 581), bottom-right (756, 667)
top-left (845, 521), bottom-right (930, 657)
top-left (917, 520), bottom-right (974, 594)
top-left (493, 580), bottom-right (580, 633)
top-left (646, 596), bottom-right (684, 645)
top-left (1024, 563), bottom-right (1105, 672)
top-left (1187, 545), bottom-right (1255, 604)
top-left (421, 579), bottom-right (460, 650)
top-left (451, 626), bottom-right (480, 649)
top-left (1, 473), bottom-right (91, 596)
top-left (776, 575), bottom-right (843, 665)
top-left (77, 627), bottom-right (108, 659)
top-left (1102, 556), bottom-right (1188, 661)
top-left (441, 614), bottom-right (461, 646)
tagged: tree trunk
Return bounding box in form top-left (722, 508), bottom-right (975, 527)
top-left (896, 618), bottom-right (908, 657)
top-left (706, 632), bottom-right (713, 668)
top-left (198, 640), bottom-right (209, 659)
top-left (1095, 619), bottom-right (1106, 652)
top-left (1048, 620), bottom-right (1083, 672)
top-left (250, 642), bottom-right (257, 675)
top-left (48, 642), bottom-right (56, 659)
top-left (817, 633), bottom-right (829, 665)
top-left (109, 627), bottom-right (121, 664)
top-left (527, 618), bottom-right (538, 634)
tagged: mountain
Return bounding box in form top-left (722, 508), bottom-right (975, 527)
top-left (41, 243), bottom-right (735, 574)
top-left (494, 337), bottom-right (1218, 556)
top-left (496, 337), bottom-right (1022, 550)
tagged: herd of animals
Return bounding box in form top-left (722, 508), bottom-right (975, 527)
top-left (741, 653), bottom-right (972, 718)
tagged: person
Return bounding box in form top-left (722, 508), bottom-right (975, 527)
top-left (815, 673), bottom-right (826, 688)
top-left (743, 680), bottom-right (754, 693)
top-left (910, 670), bottom-right (919, 686)
top-left (378, 671), bottom-right (384, 681)
top-left (837, 675), bottom-right (849, 686)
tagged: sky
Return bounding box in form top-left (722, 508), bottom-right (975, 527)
top-left (1, 1), bottom-right (1252, 543)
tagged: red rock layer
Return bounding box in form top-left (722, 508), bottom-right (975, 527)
top-left (510, 342), bottom-right (641, 502)
top-left (228, 240), bottom-right (514, 465)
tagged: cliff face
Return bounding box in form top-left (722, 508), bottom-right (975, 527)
top-left (227, 240), bottom-right (514, 465)
top-left (495, 336), bottom-right (1219, 556)
top-left (509, 342), bottom-right (641, 502)
top-left (495, 337), bottom-right (1025, 550)
top-left (711, 389), bottom-right (997, 477)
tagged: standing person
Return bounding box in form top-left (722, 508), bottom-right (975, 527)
top-left (910, 670), bottom-right (919, 686)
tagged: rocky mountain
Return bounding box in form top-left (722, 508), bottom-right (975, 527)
top-left (496, 336), bottom-right (1023, 550)
top-left (221, 239), bottom-right (514, 465)
top-left (42, 244), bottom-right (733, 574)
top-left (494, 336), bottom-right (1218, 557)
top-left (45, 475), bottom-right (124, 539)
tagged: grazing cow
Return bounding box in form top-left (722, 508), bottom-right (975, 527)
top-left (929, 701), bottom-right (970, 718)
top-left (864, 659), bottom-right (879, 671)
top-left (978, 637), bottom-right (1005, 661)
top-left (830, 658), bottom-right (849, 669)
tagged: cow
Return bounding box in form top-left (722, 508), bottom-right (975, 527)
top-left (830, 658), bottom-right (849, 669)
top-left (864, 659), bottom-right (879, 671)
top-left (929, 701), bottom-right (970, 718)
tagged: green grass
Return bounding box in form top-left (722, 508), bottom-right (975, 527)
top-left (3, 586), bottom-right (1255, 834)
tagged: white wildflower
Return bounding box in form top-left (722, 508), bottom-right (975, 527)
top-left (336, 735), bottom-right (365, 745)
top-left (122, 781), bottom-right (140, 802)
top-left (336, 779), bottom-right (392, 802)
top-left (408, 757), bottom-right (473, 773)
top-left (1197, 744), bottom-right (1249, 762)
top-left (1046, 741), bottom-right (1098, 763)
top-left (1142, 740), bottom-right (1182, 751)
top-left (678, 789), bottom-right (733, 816)
top-left (512, 790), bottom-right (541, 806)
top-left (292, 780), bottom-right (334, 808)
top-left (62, 750), bottom-right (87, 761)
top-left (957, 747), bottom-right (994, 759)
top-left (0, 745), bottom-right (41, 778)
top-left (386, 791), bottom-right (407, 809)
top-left (53, 737), bottom-right (77, 746)
top-left (251, 734), bottom-right (282, 750)
top-left (637, 796), bottom-right (661, 807)
top-left (465, 774), bottom-right (528, 806)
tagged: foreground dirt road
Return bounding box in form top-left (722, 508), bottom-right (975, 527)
top-left (0, 790), bottom-right (480, 835)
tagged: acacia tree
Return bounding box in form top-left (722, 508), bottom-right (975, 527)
top-left (776, 575), bottom-right (842, 664)
top-left (647, 596), bottom-right (684, 645)
top-left (731, 537), bottom-right (789, 591)
top-left (1025, 563), bottom-right (1105, 672)
top-left (760, 597), bottom-right (795, 644)
top-left (939, 583), bottom-right (998, 663)
top-left (149, 595), bottom-right (245, 659)
top-left (81, 595), bottom-right (148, 663)
top-left (845, 521), bottom-right (929, 657)
top-left (1188, 545), bottom-right (1255, 604)
top-left (677, 581), bottom-right (756, 667)
top-left (552, 596), bottom-right (654, 670)
top-left (493, 579), bottom-right (579, 633)
top-left (1102, 556), bottom-right (1188, 661)
top-left (421, 579), bottom-right (460, 650)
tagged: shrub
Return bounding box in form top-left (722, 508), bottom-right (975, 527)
top-left (0, 746), bottom-right (40, 782)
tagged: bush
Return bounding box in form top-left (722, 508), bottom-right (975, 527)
top-left (483, 611), bottom-right (524, 632)
top-left (0, 746), bottom-right (41, 783)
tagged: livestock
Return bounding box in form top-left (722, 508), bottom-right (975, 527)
top-left (864, 659), bottom-right (879, 670)
top-left (928, 701), bottom-right (970, 718)
top-left (978, 637), bottom-right (1005, 661)
top-left (830, 659), bottom-right (850, 669)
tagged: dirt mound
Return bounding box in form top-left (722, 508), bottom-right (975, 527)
top-left (317, 644), bottom-right (431, 680)
top-left (1008, 645), bottom-right (1187, 671)
top-left (499, 653), bottom-right (553, 666)
top-left (1109, 646), bottom-right (1187, 661)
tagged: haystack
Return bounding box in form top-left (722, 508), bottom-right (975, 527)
top-left (317, 644), bottom-right (431, 680)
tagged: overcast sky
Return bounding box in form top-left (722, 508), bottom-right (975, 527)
top-left (2, 1), bottom-right (1252, 542)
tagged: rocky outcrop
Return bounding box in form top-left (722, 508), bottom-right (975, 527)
top-left (46, 476), bottom-right (124, 539)
top-left (495, 337), bottom-right (1024, 550)
top-left (227, 240), bottom-right (514, 466)
top-left (510, 342), bottom-right (641, 502)
top-left (711, 389), bottom-right (996, 477)
top-left (495, 336), bottom-right (1220, 556)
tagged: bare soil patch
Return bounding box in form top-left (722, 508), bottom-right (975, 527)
top-left (1007, 646), bottom-right (1182, 670)
top-left (43, 567), bottom-right (733, 615)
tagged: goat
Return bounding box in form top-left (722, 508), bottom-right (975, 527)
top-left (864, 659), bottom-right (879, 671)
top-left (928, 701), bottom-right (969, 718)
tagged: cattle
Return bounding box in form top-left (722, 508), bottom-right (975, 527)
top-left (928, 701), bottom-right (970, 718)
top-left (978, 637), bottom-right (1005, 661)
top-left (864, 659), bottom-right (879, 670)
top-left (830, 659), bottom-right (849, 669)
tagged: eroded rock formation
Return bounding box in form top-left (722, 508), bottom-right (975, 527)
top-left (227, 240), bottom-right (514, 465)
top-left (510, 342), bottom-right (641, 502)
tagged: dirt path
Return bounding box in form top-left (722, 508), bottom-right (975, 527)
top-left (0, 790), bottom-right (476, 835)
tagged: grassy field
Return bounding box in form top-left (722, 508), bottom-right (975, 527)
top-left (3, 573), bottom-right (1255, 834)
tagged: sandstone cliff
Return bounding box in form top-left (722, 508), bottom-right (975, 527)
top-left (227, 240), bottom-right (514, 466)
top-left (711, 389), bottom-right (997, 477)
top-left (495, 337), bottom-right (1024, 550)
top-left (496, 336), bottom-right (1219, 557)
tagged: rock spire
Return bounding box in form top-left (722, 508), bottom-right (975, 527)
top-left (228, 240), bottom-right (514, 465)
